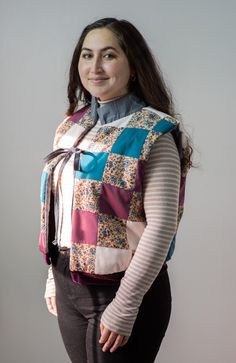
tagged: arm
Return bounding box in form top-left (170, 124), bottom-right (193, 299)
top-left (100, 133), bottom-right (181, 338)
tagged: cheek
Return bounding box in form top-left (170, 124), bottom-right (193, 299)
top-left (78, 62), bottom-right (87, 80)
top-left (117, 63), bottom-right (131, 85)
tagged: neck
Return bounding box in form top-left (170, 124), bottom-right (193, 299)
top-left (98, 92), bottom-right (129, 104)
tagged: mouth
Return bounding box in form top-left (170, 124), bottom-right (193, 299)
top-left (89, 78), bottom-right (109, 84)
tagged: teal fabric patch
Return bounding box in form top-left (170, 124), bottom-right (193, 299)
top-left (75, 151), bottom-right (109, 181)
top-left (166, 234), bottom-right (176, 261)
top-left (153, 119), bottom-right (176, 133)
top-left (111, 128), bottom-right (148, 158)
top-left (40, 171), bottom-right (48, 203)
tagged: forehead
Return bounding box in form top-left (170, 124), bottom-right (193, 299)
top-left (82, 28), bottom-right (121, 51)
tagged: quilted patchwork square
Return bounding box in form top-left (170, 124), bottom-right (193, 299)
top-left (73, 179), bottom-right (102, 213)
top-left (40, 171), bottom-right (48, 203)
top-left (126, 110), bottom-right (162, 130)
top-left (57, 123), bottom-right (86, 149)
top-left (99, 183), bottom-right (132, 219)
top-left (140, 130), bottom-right (160, 160)
top-left (126, 221), bottom-right (146, 251)
top-left (97, 214), bottom-right (129, 249)
top-left (153, 118), bottom-right (177, 133)
top-left (128, 192), bottom-right (146, 222)
top-left (54, 118), bottom-right (75, 148)
top-left (75, 151), bottom-right (109, 181)
top-left (86, 126), bottom-right (123, 152)
top-left (102, 153), bottom-right (137, 190)
top-left (70, 243), bottom-right (96, 273)
top-left (111, 128), bottom-right (148, 158)
top-left (71, 210), bottom-right (98, 245)
top-left (75, 110), bottom-right (95, 128)
top-left (95, 246), bottom-right (132, 274)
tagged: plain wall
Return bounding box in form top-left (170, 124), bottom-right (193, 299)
top-left (0, 0), bottom-right (235, 362)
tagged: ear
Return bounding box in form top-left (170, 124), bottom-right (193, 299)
top-left (130, 73), bottom-right (136, 82)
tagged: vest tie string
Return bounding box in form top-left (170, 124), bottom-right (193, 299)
top-left (45, 146), bottom-right (97, 248)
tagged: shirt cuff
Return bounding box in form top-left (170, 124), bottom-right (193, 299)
top-left (44, 266), bottom-right (56, 298)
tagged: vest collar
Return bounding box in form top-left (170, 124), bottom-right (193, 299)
top-left (91, 93), bottom-right (146, 124)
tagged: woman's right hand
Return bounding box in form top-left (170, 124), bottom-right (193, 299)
top-left (45, 296), bottom-right (57, 316)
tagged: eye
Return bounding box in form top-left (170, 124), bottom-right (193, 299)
top-left (81, 53), bottom-right (93, 60)
top-left (103, 53), bottom-right (116, 60)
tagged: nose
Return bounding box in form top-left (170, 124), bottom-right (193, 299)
top-left (90, 56), bottom-right (103, 73)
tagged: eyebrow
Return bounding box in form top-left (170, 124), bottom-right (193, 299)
top-left (81, 46), bottom-right (118, 52)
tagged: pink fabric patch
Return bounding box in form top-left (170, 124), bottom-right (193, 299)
top-left (71, 210), bottom-right (98, 245)
top-left (39, 231), bottom-right (50, 264)
top-left (99, 183), bottom-right (132, 219)
top-left (39, 231), bottom-right (46, 253)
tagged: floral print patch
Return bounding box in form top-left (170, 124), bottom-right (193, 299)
top-left (103, 153), bottom-right (137, 190)
top-left (86, 126), bottom-right (123, 152)
top-left (78, 110), bottom-right (95, 129)
top-left (70, 243), bottom-right (96, 273)
top-left (129, 192), bottom-right (146, 222)
top-left (53, 119), bottom-right (74, 148)
top-left (97, 214), bottom-right (129, 249)
top-left (177, 206), bottom-right (184, 227)
top-left (73, 179), bottom-right (102, 213)
top-left (163, 115), bottom-right (178, 126)
top-left (140, 130), bottom-right (161, 160)
top-left (127, 110), bottom-right (162, 130)
top-left (40, 203), bottom-right (46, 231)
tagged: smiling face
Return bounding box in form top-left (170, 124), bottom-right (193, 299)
top-left (78, 28), bottom-right (131, 101)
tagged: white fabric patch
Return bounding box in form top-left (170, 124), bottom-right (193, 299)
top-left (58, 124), bottom-right (85, 148)
top-left (126, 221), bottom-right (146, 252)
top-left (99, 114), bottom-right (133, 128)
top-left (95, 246), bottom-right (132, 274)
top-left (78, 125), bottom-right (100, 150)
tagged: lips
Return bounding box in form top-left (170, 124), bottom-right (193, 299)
top-left (90, 78), bottom-right (108, 80)
top-left (89, 78), bottom-right (108, 85)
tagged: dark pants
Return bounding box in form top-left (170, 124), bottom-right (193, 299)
top-left (52, 252), bottom-right (172, 363)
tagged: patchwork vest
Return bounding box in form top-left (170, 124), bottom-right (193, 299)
top-left (39, 106), bottom-right (187, 275)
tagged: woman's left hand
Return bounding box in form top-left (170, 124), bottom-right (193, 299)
top-left (99, 323), bottom-right (129, 353)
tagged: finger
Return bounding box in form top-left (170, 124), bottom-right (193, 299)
top-left (102, 332), bottom-right (118, 352)
top-left (109, 335), bottom-right (124, 353)
top-left (46, 297), bottom-right (52, 311)
top-left (120, 336), bottom-right (129, 347)
top-left (100, 323), bottom-right (105, 335)
top-left (99, 327), bottom-right (111, 344)
top-left (50, 296), bottom-right (57, 316)
top-left (46, 297), bottom-right (57, 316)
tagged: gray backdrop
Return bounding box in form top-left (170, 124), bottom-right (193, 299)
top-left (0, 0), bottom-right (235, 362)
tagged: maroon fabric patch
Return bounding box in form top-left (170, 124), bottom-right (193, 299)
top-left (134, 159), bottom-right (145, 192)
top-left (99, 183), bottom-right (132, 219)
top-left (70, 106), bottom-right (89, 124)
top-left (70, 270), bottom-right (125, 285)
top-left (179, 176), bottom-right (186, 205)
top-left (71, 210), bottom-right (98, 244)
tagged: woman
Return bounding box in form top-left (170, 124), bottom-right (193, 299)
top-left (39, 17), bottom-right (192, 363)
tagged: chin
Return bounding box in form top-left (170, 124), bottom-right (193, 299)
top-left (91, 92), bottom-right (111, 101)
